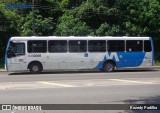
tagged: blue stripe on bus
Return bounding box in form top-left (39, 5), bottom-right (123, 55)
top-left (4, 38), bottom-right (11, 71)
top-left (96, 52), bottom-right (146, 69)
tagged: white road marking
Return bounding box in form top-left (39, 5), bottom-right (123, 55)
top-left (37, 81), bottom-right (75, 87)
top-left (0, 78), bottom-right (159, 90)
top-left (108, 79), bottom-right (155, 84)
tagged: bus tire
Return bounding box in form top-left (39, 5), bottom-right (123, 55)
top-left (29, 62), bottom-right (42, 74)
top-left (103, 61), bottom-right (115, 72)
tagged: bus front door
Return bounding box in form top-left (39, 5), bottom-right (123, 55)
top-left (7, 42), bottom-right (26, 71)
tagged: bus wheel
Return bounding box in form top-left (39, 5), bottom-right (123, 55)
top-left (29, 62), bottom-right (42, 74)
top-left (103, 61), bottom-right (115, 72)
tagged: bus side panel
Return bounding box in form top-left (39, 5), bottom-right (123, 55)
top-left (46, 53), bottom-right (68, 70)
top-left (140, 52), bottom-right (153, 66)
top-left (140, 37), bottom-right (154, 66)
top-left (95, 52), bottom-right (120, 69)
top-left (116, 52), bottom-right (146, 68)
top-left (27, 53), bottom-right (48, 70)
top-left (95, 52), bottom-right (146, 69)
top-left (89, 53), bottom-right (107, 69)
top-left (68, 53), bottom-right (90, 69)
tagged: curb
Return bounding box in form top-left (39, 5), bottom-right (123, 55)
top-left (117, 66), bottom-right (160, 70)
top-left (144, 66), bottom-right (160, 69)
top-left (0, 69), bottom-right (5, 72)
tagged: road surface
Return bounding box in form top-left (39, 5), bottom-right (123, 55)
top-left (0, 69), bottom-right (160, 113)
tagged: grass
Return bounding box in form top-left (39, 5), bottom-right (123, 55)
top-left (155, 60), bottom-right (160, 66)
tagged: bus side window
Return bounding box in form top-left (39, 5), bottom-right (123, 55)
top-left (144, 40), bottom-right (151, 52)
top-left (48, 40), bottom-right (67, 53)
top-left (107, 40), bottom-right (125, 52)
top-left (126, 40), bottom-right (143, 52)
top-left (14, 43), bottom-right (25, 55)
top-left (28, 40), bottom-right (47, 53)
top-left (69, 40), bottom-right (87, 53)
top-left (88, 40), bottom-right (106, 52)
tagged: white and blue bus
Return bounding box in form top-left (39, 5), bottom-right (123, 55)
top-left (5, 36), bottom-right (154, 73)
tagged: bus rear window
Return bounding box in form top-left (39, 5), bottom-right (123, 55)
top-left (144, 40), bottom-right (151, 52)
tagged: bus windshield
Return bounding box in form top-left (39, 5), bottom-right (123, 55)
top-left (7, 41), bottom-right (25, 58)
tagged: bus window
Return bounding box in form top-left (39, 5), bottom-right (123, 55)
top-left (144, 40), bottom-right (151, 52)
top-left (48, 40), bottom-right (67, 53)
top-left (126, 40), bottom-right (143, 52)
top-left (14, 43), bottom-right (25, 55)
top-left (7, 42), bottom-right (25, 58)
top-left (69, 40), bottom-right (87, 52)
top-left (88, 40), bottom-right (106, 52)
top-left (107, 40), bottom-right (125, 52)
top-left (28, 40), bottom-right (47, 53)
top-left (8, 41), bottom-right (15, 52)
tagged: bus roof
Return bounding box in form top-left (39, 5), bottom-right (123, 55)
top-left (10, 36), bottom-right (151, 41)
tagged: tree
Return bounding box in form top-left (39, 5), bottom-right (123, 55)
top-left (18, 10), bottom-right (55, 36)
top-left (55, 12), bottom-right (92, 36)
top-left (0, 4), bottom-right (20, 61)
top-left (95, 22), bottom-right (120, 36)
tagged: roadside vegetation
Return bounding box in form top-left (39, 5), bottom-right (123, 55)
top-left (0, 0), bottom-right (160, 68)
top-left (155, 61), bottom-right (160, 66)
top-left (0, 58), bottom-right (4, 69)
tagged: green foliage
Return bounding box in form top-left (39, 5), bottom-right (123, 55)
top-left (55, 12), bottom-right (92, 36)
top-left (0, 5), bottom-right (20, 34)
top-left (0, 4), bottom-right (20, 62)
top-left (19, 11), bottom-right (55, 36)
top-left (0, 0), bottom-right (160, 63)
top-left (95, 22), bottom-right (120, 36)
top-left (58, 0), bottom-right (84, 9)
top-left (121, 0), bottom-right (160, 37)
top-left (59, 0), bottom-right (70, 8)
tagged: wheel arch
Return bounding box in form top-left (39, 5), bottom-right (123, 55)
top-left (27, 61), bottom-right (43, 71)
top-left (103, 59), bottom-right (116, 68)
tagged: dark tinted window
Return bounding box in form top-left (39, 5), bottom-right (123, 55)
top-left (107, 40), bottom-right (125, 52)
top-left (88, 40), bottom-right (106, 52)
top-left (144, 40), bottom-right (151, 52)
top-left (28, 40), bottom-right (47, 53)
top-left (7, 42), bottom-right (25, 58)
top-left (69, 40), bottom-right (87, 52)
top-left (126, 40), bottom-right (143, 52)
top-left (48, 40), bottom-right (67, 52)
top-left (14, 43), bottom-right (25, 54)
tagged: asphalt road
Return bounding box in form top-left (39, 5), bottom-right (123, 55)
top-left (0, 69), bottom-right (160, 113)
